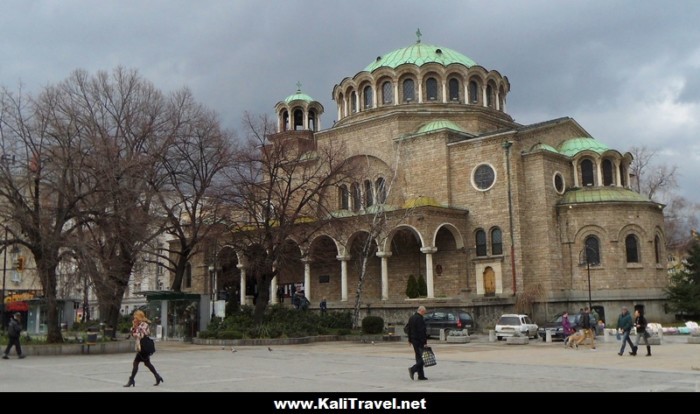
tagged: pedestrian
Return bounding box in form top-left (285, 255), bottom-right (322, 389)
top-left (406, 305), bottom-right (428, 381)
top-left (320, 298), bottom-right (327, 315)
top-left (616, 306), bottom-right (635, 356)
top-left (561, 311), bottom-right (574, 346)
top-left (124, 310), bottom-right (163, 387)
top-left (277, 285), bottom-right (285, 304)
top-left (2, 312), bottom-right (25, 359)
top-left (631, 309), bottom-right (652, 356)
top-left (574, 307), bottom-right (596, 350)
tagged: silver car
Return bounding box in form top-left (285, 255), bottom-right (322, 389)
top-left (495, 314), bottom-right (539, 340)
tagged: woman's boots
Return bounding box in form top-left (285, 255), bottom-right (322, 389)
top-left (123, 377), bottom-right (135, 387)
top-left (646, 345), bottom-right (652, 356)
top-left (154, 374), bottom-right (164, 386)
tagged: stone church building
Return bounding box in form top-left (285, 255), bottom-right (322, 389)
top-left (205, 33), bottom-right (668, 329)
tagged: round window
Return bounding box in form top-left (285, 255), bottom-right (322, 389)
top-left (473, 164), bottom-right (496, 190)
top-left (554, 172), bottom-right (565, 194)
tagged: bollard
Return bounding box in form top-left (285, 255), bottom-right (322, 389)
top-left (439, 329), bottom-right (446, 341)
top-left (545, 330), bottom-right (552, 343)
top-left (489, 330), bottom-right (496, 342)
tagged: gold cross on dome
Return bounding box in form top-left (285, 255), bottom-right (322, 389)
top-left (416, 28), bottom-right (422, 43)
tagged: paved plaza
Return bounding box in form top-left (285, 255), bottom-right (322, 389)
top-left (1, 333), bottom-right (700, 405)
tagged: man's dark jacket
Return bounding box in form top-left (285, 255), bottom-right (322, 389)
top-left (407, 312), bottom-right (427, 345)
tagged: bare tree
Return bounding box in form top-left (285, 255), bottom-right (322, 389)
top-left (146, 89), bottom-right (236, 292)
top-left (630, 145), bottom-right (699, 248)
top-left (221, 112), bottom-right (354, 323)
top-left (0, 79), bottom-right (104, 343)
top-left (0, 67), bottom-right (228, 341)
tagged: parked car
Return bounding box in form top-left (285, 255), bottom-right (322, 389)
top-left (537, 312), bottom-right (577, 341)
top-left (495, 314), bottom-right (538, 340)
top-left (423, 308), bottom-right (475, 338)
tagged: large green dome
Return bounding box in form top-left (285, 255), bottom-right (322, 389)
top-left (364, 38), bottom-right (477, 72)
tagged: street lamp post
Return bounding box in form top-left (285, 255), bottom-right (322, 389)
top-left (208, 265), bottom-right (216, 320)
top-left (579, 246), bottom-right (599, 311)
top-left (1, 226), bottom-right (7, 330)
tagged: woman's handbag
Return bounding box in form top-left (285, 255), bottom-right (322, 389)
top-left (422, 346), bottom-right (437, 367)
top-left (139, 335), bottom-right (156, 356)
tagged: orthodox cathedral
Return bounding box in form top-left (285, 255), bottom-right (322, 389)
top-left (212, 32), bottom-right (668, 328)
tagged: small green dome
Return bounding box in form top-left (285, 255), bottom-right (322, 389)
top-left (402, 196), bottom-right (442, 209)
top-left (284, 83), bottom-right (315, 103)
top-left (417, 119), bottom-right (464, 134)
top-left (558, 137), bottom-right (610, 157)
top-left (560, 187), bottom-right (653, 204)
top-left (530, 143), bottom-right (559, 154)
top-left (364, 39), bottom-right (477, 72)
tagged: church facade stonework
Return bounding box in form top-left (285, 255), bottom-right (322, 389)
top-left (216, 34), bottom-right (669, 328)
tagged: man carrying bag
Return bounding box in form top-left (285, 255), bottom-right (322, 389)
top-left (406, 305), bottom-right (429, 381)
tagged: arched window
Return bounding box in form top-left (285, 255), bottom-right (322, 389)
top-left (475, 229), bottom-right (487, 257)
top-left (375, 177), bottom-right (386, 204)
top-left (426, 77), bottom-right (438, 101)
top-left (581, 159), bottom-right (595, 186)
top-left (403, 79), bottom-right (415, 102)
top-left (338, 185), bottom-right (349, 210)
top-left (449, 78), bottom-right (460, 101)
top-left (490, 227), bottom-right (503, 255)
top-left (654, 235), bottom-right (661, 264)
top-left (351, 91), bottom-right (357, 113)
top-left (281, 110), bottom-right (289, 131)
top-left (351, 182), bottom-right (361, 211)
top-left (486, 84), bottom-right (494, 107)
top-left (469, 80), bottom-right (479, 103)
top-left (382, 81), bottom-right (393, 105)
top-left (602, 159), bottom-right (614, 186)
top-left (619, 164), bottom-right (627, 187)
top-left (364, 179), bottom-right (373, 207)
top-left (308, 110), bottom-right (317, 131)
top-left (363, 85), bottom-right (373, 109)
top-left (584, 236), bottom-right (601, 265)
top-left (293, 109), bottom-right (304, 130)
top-left (625, 234), bottom-right (639, 263)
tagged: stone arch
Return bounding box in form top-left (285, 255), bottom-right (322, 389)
top-left (214, 245), bottom-right (241, 304)
top-left (308, 234), bottom-right (342, 302)
top-left (345, 230), bottom-right (381, 301)
top-left (385, 225), bottom-right (427, 300)
top-left (432, 223), bottom-right (467, 297)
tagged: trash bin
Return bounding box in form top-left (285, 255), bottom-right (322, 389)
top-left (86, 333), bottom-right (98, 345)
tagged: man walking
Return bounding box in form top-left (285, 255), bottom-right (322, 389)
top-left (574, 307), bottom-right (596, 350)
top-left (617, 306), bottom-right (635, 356)
top-left (3, 312), bottom-right (26, 359)
top-left (406, 305), bottom-right (428, 381)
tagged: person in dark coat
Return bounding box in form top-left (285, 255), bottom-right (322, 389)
top-left (406, 305), bottom-right (428, 381)
top-left (631, 309), bottom-right (652, 356)
top-left (3, 312), bottom-right (25, 359)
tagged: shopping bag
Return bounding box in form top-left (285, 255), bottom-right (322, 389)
top-left (422, 346), bottom-right (436, 367)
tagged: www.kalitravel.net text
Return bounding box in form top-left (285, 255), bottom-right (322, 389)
top-left (272, 397), bottom-right (428, 411)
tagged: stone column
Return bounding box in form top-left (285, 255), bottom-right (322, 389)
top-left (303, 259), bottom-right (311, 300)
top-left (337, 255), bottom-right (350, 302)
top-left (237, 264), bottom-right (246, 307)
top-left (376, 251), bottom-right (392, 300)
top-left (421, 247), bottom-right (437, 298)
top-left (271, 275), bottom-right (278, 305)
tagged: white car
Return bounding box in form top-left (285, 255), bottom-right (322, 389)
top-left (495, 314), bottom-right (539, 340)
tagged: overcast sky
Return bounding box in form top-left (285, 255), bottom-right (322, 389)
top-left (2, 0), bottom-right (699, 212)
